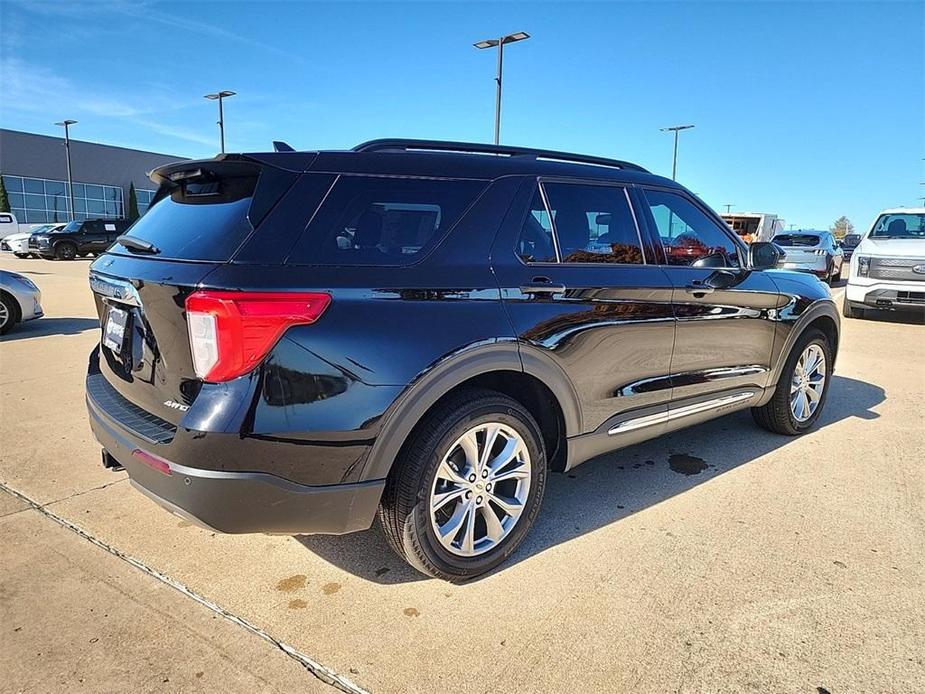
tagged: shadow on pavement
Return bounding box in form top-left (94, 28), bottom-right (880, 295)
top-left (296, 374), bottom-right (885, 584)
top-left (2, 317), bottom-right (98, 342)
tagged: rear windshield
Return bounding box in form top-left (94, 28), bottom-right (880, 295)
top-left (842, 234), bottom-right (861, 246)
top-left (112, 174), bottom-right (256, 261)
top-left (286, 175), bottom-right (485, 265)
top-left (869, 213), bottom-right (925, 239)
top-left (772, 234), bottom-right (820, 247)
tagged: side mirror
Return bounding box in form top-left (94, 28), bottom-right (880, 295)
top-left (749, 241), bottom-right (783, 270)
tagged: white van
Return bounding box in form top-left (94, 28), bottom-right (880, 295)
top-left (843, 207), bottom-right (925, 318)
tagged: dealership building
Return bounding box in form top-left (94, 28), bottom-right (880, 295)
top-left (0, 129), bottom-right (185, 224)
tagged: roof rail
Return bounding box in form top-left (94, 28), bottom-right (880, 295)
top-left (352, 138), bottom-right (649, 173)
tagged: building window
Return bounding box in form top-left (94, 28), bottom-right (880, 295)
top-left (135, 188), bottom-right (156, 215)
top-left (1, 175), bottom-right (128, 223)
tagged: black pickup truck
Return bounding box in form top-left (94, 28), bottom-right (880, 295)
top-left (30, 219), bottom-right (131, 260)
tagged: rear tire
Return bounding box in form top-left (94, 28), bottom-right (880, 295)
top-left (54, 241), bottom-right (77, 260)
top-left (13, 253), bottom-right (28, 259)
top-left (752, 328), bottom-right (832, 436)
top-left (0, 291), bottom-right (21, 335)
top-left (378, 388), bottom-right (547, 582)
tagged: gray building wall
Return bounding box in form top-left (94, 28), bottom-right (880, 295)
top-left (0, 129), bottom-right (187, 223)
top-left (0, 129), bottom-right (185, 190)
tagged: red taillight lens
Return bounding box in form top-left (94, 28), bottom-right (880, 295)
top-left (132, 448), bottom-right (173, 476)
top-left (184, 291), bottom-right (331, 382)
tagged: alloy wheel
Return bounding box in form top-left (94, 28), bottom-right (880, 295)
top-left (790, 344), bottom-right (826, 422)
top-left (0, 300), bottom-right (8, 330)
top-left (429, 422), bottom-right (532, 558)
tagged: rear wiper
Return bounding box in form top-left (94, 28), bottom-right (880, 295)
top-left (116, 235), bottom-right (160, 254)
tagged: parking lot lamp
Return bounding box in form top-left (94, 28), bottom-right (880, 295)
top-left (660, 124), bottom-right (695, 180)
top-left (474, 32), bottom-right (530, 145)
top-left (204, 91), bottom-right (236, 154)
top-left (54, 120), bottom-right (77, 221)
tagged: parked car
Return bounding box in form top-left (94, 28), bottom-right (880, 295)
top-left (30, 219), bottom-right (131, 260)
top-left (843, 207), bottom-right (925, 318)
top-left (840, 233), bottom-right (861, 261)
top-left (85, 139), bottom-right (840, 580)
top-left (771, 230), bottom-right (844, 285)
top-left (0, 269), bottom-right (43, 335)
top-left (1, 224), bottom-right (66, 258)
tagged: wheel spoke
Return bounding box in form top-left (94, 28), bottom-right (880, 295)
top-left (438, 501), bottom-right (470, 543)
top-left (486, 435), bottom-right (521, 474)
top-left (458, 431), bottom-right (480, 472)
top-left (431, 486), bottom-right (466, 512)
top-left (481, 504), bottom-right (505, 542)
top-left (461, 502), bottom-right (477, 554)
top-left (805, 384), bottom-right (822, 403)
top-left (489, 463), bottom-right (530, 484)
top-left (488, 493), bottom-right (523, 517)
top-left (479, 424), bottom-right (501, 470)
top-left (437, 460), bottom-right (467, 486)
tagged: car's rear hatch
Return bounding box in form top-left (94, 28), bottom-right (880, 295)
top-left (88, 154), bottom-right (305, 426)
top-left (773, 233), bottom-right (824, 264)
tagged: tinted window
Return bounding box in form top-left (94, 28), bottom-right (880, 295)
top-left (870, 213), bottom-right (925, 239)
top-left (114, 174), bottom-right (257, 261)
top-left (517, 190), bottom-right (556, 262)
top-left (544, 183), bottom-right (643, 264)
top-left (0, 214), bottom-right (12, 223)
top-left (642, 189), bottom-right (739, 267)
top-left (288, 176), bottom-right (484, 265)
top-left (772, 233), bottom-right (821, 247)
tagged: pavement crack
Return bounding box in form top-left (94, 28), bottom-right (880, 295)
top-left (0, 481), bottom-right (370, 694)
top-left (42, 477), bottom-right (130, 507)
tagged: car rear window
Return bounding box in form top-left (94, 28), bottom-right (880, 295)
top-left (772, 234), bottom-right (820, 247)
top-left (111, 172), bottom-right (259, 261)
top-left (286, 175), bottom-right (485, 265)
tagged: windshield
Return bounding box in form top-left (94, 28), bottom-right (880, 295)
top-left (869, 213), bottom-right (925, 239)
top-left (29, 224), bottom-right (53, 234)
top-left (842, 234), bottom-right (861, 246)
top-left (772, 233), bottom-right (820, 247)
top-left (62, 221), bottom-right (83, 232)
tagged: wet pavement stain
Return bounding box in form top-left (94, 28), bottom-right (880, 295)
top-left (288, 599), bottom-right (308, 609)
top-left (275, 575), bottom-right (307, 593)
top-left (322, 582), bottom-right (342, 595)
top-left (403, 607), bottom-right (420, 617)
top-left (668, 453), bottom-right (708, 476)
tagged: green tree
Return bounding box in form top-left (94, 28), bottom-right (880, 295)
top-left (126, 182), bottom-right (140, 222)
top-left (830, 216), bottom-right (854, 239)
top-left (0, 174), bottom-right (10, 214)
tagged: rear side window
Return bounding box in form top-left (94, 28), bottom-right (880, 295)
top-left (544, 183), bottom-right (643, 264)
top-left (114, 174), bottom-right (256, 261)
top-left (287, 176), bottom-right (485, 265)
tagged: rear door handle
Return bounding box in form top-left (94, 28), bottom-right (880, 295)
top-left (520, 281), bottom-right (567, 295)
top-left (684, 283), bottom-right (715, 296)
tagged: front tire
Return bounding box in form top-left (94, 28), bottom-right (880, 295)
top-left (54, 242), bottom-right (77, 260)
top-left (378, 388), bottom-right (547, 581)
top-left (13, 252), bottom-right (28, 259)
top-left (752, 328), bottom-right (832, 435)
top-left (0, 291), bottom-right (21, 335)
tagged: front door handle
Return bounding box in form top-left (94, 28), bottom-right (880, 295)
top-left (685, 283), bottom-right (715, 296)
top-left (520, 279), bottom-right (567, 295)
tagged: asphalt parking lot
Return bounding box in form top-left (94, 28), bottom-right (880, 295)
top-left (1, 255), bottom-right (923, 693)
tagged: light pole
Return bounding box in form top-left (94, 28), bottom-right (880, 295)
top-left (474, 32), bottom-right (529, 145)
top-left (724, 203), bottom-right (734, 213)
top-left (660, 124), bottom-right (695, 180)
top-left (54, 120), bottom-right (77, 221)
top-left (204, 91), bottom-right (236, 154)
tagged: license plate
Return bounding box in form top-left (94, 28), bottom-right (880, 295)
top-left (103, 306), bottom-right (129, 352)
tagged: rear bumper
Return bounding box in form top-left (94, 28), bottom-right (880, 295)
top-left (87, 388), bottom-right (385, 535)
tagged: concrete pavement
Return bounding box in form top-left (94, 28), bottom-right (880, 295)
top-left (1, 256), bottom-right (923, 693)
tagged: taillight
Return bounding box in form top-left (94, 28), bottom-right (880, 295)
top-left (185, 291), bottom-right (331, 382)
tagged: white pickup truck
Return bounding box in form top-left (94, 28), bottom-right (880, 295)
top-left (843, 207), bottom-right (925, 318)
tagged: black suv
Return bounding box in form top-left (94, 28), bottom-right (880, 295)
top-left (85, 139), bottom-right (839, 580)
top-left (32, 218), bottom-right (131, 260)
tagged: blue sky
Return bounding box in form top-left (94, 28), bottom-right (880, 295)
top-left (1, 1), bottom-right (922, 230)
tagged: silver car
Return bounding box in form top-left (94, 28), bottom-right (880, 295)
top-left (771, 230), bottom-right (845, 285)
top-left (0, 269), bottom-right (44, 335)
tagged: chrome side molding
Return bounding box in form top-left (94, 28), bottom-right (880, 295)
top-left (608, 390), bottom-right (757, 436)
